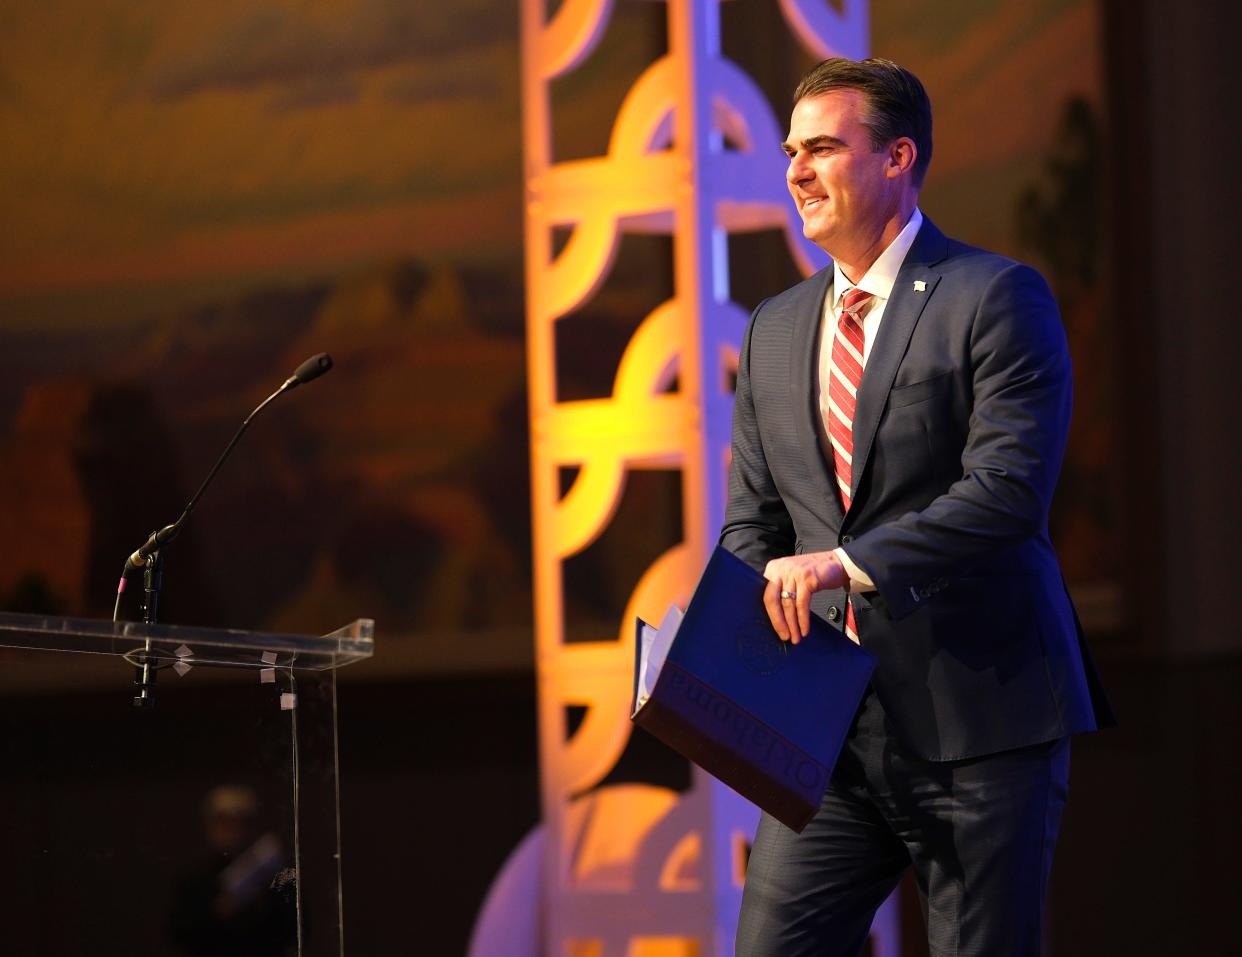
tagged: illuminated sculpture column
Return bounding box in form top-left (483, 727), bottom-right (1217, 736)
top-left (480, 3), bottom-right (882, 955)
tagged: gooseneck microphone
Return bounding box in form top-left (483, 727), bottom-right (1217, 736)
top-left (120, 352), bottom-right (334, 576)
top-left (116, 352), bottom-right (334, 705)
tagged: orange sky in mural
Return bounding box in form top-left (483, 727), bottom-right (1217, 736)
top-left (895, 0), bottom-right (1098, 169)
top-left (0, 0), bottom-right (1100, 308)
top-left (876, 0), bottom-right (1100, 255)
top-left (0, 191), bottom-right (521, 292)
top-left (0, 0), bottom-right (522, 304)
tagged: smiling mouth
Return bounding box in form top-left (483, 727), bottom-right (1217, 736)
top-left (802, 197), bottom-right (825, 210)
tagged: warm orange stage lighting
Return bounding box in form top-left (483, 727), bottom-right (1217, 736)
top-left (473, 3), bottom-right (874, 955)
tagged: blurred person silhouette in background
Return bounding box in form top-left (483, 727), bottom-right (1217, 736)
top-left (167, 785), bottom-right (296, 957)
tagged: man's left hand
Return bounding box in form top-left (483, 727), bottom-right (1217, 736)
top-left (762, 551), bottom-right (849, 643)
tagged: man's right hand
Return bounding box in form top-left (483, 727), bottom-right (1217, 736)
top-left (762, 551), bottom-right (849, 643)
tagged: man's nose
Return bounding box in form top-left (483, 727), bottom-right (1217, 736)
top-left (786, 153), bottom-right (810, 186)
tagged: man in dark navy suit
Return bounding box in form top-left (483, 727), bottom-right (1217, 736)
top-left (722, 58), bottom-right (1113, 956)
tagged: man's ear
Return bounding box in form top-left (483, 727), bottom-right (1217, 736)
top-left (886, 137), bottom-right (917, 179)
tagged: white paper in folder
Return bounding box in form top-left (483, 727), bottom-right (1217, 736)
top-left (635, 604), bottom-right (684, 709)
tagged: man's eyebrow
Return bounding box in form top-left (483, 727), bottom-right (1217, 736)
top-left (780, 134), bottom-right (848, 153)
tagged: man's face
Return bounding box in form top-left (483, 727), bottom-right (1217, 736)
top-left (783, 90), bottom-right (902, 257)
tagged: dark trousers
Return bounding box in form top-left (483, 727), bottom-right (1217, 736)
top-left (735, 689), bottom-right (1070, 957)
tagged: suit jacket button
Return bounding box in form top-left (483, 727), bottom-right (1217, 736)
top-left (827, 606), bottom-right (840, 622)
top-left (841, 534), bottom-right (854, 545)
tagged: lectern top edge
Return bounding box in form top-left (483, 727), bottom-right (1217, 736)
top-left (0, 611), bottom-right (374, 671)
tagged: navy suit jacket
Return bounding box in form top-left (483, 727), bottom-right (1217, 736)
top-left (720, 216), bottom-right (1113, 761)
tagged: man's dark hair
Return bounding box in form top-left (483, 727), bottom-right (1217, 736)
top-left (793, 57), bottom-right (933, 186)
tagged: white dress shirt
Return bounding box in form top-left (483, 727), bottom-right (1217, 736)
top-left (821, 208), bottom-right (925, 591)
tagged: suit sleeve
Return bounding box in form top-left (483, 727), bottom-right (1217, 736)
top-left (842, 262), bottom-right (1072, 620)
top-left (719, 299), bottom-right (796, 571)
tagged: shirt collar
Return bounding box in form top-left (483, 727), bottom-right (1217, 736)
top-left (832, 207), bottom-right (924, 308)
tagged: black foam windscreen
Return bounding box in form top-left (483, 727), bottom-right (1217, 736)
top-left (292, 352), bottom-right (333, 385)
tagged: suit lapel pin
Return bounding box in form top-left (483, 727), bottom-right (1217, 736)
top-left (913, 280), bottom-right (927, 292)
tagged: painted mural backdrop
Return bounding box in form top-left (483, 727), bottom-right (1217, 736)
top-left (0, 0), bottom-right (1116, 679)
top-left (0, 0), bottom-right (535, 651)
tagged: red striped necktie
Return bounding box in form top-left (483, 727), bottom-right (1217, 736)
top-left (827, 286), bottom-right (873, 643)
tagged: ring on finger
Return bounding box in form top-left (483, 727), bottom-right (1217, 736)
top-left (780, 589), bottom-right (797, 601)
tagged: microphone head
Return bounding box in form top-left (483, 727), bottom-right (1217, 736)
top-left (292, 353), bottom-right (333, 385)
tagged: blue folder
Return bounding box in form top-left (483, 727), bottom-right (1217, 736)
top-left (631, 546), bottom-right (876, 831)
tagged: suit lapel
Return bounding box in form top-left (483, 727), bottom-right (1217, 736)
top-left (784, 266), bottom-right (845, 527)
top-left (849, 219), bottom-right (949, 507)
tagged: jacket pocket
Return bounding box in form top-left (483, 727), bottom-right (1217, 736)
top-left (887, 370), bottom-right (953, 409)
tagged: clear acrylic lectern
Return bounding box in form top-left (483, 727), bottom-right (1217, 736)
top-left (0, 611), bottom-right (373, 957)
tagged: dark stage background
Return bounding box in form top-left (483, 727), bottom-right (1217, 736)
top-left (2, 1), bottom-right (1239, 953)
